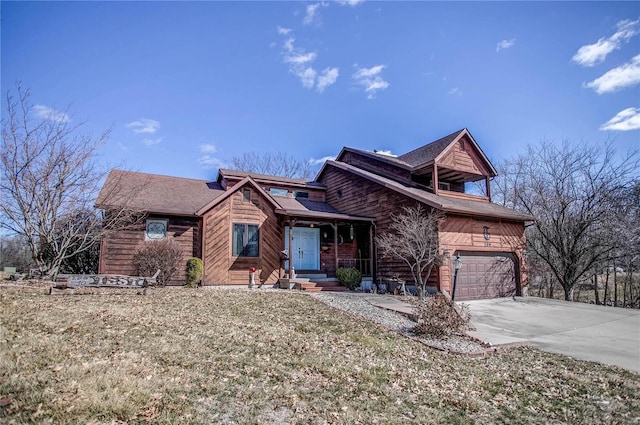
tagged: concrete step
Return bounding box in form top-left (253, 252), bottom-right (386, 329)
top-left (303, 286), bottom-right (348, 292)
top-left (295, 273), bottom-right (328, 280)
top-left (300, 280), bottom-right (346, 292)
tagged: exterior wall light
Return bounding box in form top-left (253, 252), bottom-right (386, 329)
top-left (452, 253), bottom-right (463, 302)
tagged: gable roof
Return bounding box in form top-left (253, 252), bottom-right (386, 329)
top-left (398, 129), bottom-right (464, 167)
top-left (335, 147), bottom-right (413, 169)
top-left (321, 161), bottom-right (533, 222)
top-left (96, 169), bottom-right (224, 216)
top-left (398, 128), bottom-right (497, 176)
top-left (196, 176), bottom-right (282, 216)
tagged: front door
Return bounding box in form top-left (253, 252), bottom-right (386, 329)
top-left (285, 227), bottom-right (320, 271)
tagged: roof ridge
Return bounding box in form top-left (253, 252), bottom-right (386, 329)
top-left (110, 169), bottom-right (212, 183)
top-left (397, 128), bottom-right (466, 161)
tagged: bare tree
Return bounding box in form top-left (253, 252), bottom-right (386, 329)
top-left (230, 152), bottom-right (312, 180)
top-left (0, 235), bottom-right (35, 272)
top-left (376, 204), bottom-right (444, 298)
top-left (494, 140), bottom-right (637, 301)
top-left (0, 85), bottom-right (138, 279)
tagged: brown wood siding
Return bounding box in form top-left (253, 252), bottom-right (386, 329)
top-left (439, 137), bottom-right (492, 176)
top-left (319, 164), bottom-right (527, 292)
top-left (202, 185), bottom-right (283, 285)
top-left (341, 151), bottom-right (412, 183)
top-left (319, 165), bottom-right (437, 286)
top-left (99, 215), bottom-right (200, 285)
top-left (439, 216), bottom-right (526, 295)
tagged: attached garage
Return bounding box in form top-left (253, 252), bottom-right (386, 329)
top-left (453, 252), bottom-right (519, 301)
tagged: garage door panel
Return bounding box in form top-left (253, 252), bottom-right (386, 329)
top-left (455, 253), bottom-right (517, 301)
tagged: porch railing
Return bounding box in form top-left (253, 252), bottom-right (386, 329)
top-left (337, 257), bottom-right (371, 276)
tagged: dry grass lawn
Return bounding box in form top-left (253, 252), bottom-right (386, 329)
top-left (1, 286), bottom-right (639, 424)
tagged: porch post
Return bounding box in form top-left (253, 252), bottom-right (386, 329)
top-left (288, 218), bottom-right (295, 278)
top-left (433, 165), bottom-right (439, 195)
top-left (331, 222), bottom-right (338, 274)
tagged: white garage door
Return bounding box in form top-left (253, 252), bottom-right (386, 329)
top-left (454, 253), bottom-right (518, 301)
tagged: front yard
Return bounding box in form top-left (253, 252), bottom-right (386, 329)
top-left (1, 286), bottom-right (638, 424)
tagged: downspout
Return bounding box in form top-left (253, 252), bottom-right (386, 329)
top-left (370, 220), bottom-right (377, 283)
top-left (369, 221), bottom-right (375, 279)
top-left (332, 222), bottom-right (339, 274)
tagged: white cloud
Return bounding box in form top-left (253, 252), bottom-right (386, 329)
top-left (303, 2), bottom-right (327, 26)
top-left (284, 51), bottom-right (317, 65)
top-left (141, 137), bottom-right (162, 146)
top-left (373, 150), bottom-right (397, 157)
top-left (283, 37), bottom-right (295, 53)
top-left (496, 39), bottom-right (516, 52)
top-left (33, 105), bottom-right (70, 123)
top-left (279, 33), bottom-right (339, 93)
top-left (299, 67), bottom-right (317, 89)
top-left (352, 65), bottom-right (390, 99)
top-left (309, 155), bottom-right (336, 166)
top-left (584, 54), bottom-right (640, 94)
top-left (126, 118), bottom-right (160, 134)
top-left (277, 26), bottom-right (292, 35)
top-left (197, 155), bottom-right (227, 170)
top-left (199, 144), bottom-right (217, 154)
top-left (448, 87), bottom-right (462, 96)
top-left (600, 107), bottom-right (640, 131)
top-left (353, 64), bottom-right (386, 79)
top-left (572, 18), bottom-right (640, 67)
top-left (316, 67), bottom-right (339, 93)
top-left (338, 0), bottom-right (365, 6)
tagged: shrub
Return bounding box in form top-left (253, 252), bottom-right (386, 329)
top-left (132, 239), bottom-right (182, 286)
top-left (336, 267), bottom-right (362, 290)
top-left (413, 294), bottom-right (471, 338)
top-left (185, 257), bottom-right (203, 288)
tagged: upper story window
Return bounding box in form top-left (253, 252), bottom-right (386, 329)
top-left (293, 191), bottom-right (309, 199)
top-left (269, 188), bottom-right (288, 197)
top-left (242, 189), bottom-right (251, 202)
top-left (438, 182), bottom-right (451, 191)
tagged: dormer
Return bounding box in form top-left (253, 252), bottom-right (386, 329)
top-left (398, 128), bottom-right (497, 201)
top-left (216, 169), bottom-right (327, 202)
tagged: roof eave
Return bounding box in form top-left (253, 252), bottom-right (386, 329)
top-left (275, 208), bottom-right (375, 222)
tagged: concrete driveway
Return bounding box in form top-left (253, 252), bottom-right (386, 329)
top-left (466, 297), bottom-right (640, 373)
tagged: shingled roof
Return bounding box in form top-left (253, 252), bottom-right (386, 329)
top-left (96, 169), bottom-right (225, 216)
top-left (398, 128), bottom-right (466, 167)
top-left (217, 169), bottom-right (325, 188)
top-left (274, 197), bottom-right (374, 221)
top-left (322, 161), bottom-right (534, 222)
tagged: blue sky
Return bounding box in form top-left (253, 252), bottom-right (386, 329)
top-left (2, 1), bottom-right (639, 181)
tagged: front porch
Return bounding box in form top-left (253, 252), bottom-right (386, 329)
top-left (280, 219), bottom-right (374, 284)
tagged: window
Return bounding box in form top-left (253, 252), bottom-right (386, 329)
top-left (269, 188), bottom-right (288, 197)
top-left (233, 224), bottom-right (259, 257)
top-left (146, 219), bottom-right (167, 241)
top-left (438, 182), bottom-right (451, 191)
top-left (293, 191), bottom-right (309, 199)
top-left (242, 189), bottom-right (251, 202)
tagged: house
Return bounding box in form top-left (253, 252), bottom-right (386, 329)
top-left (97, 128), bottom-right (533, 300)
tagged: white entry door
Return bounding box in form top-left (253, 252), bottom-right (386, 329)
top-left (285, 227), bottom-right (320, 271)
